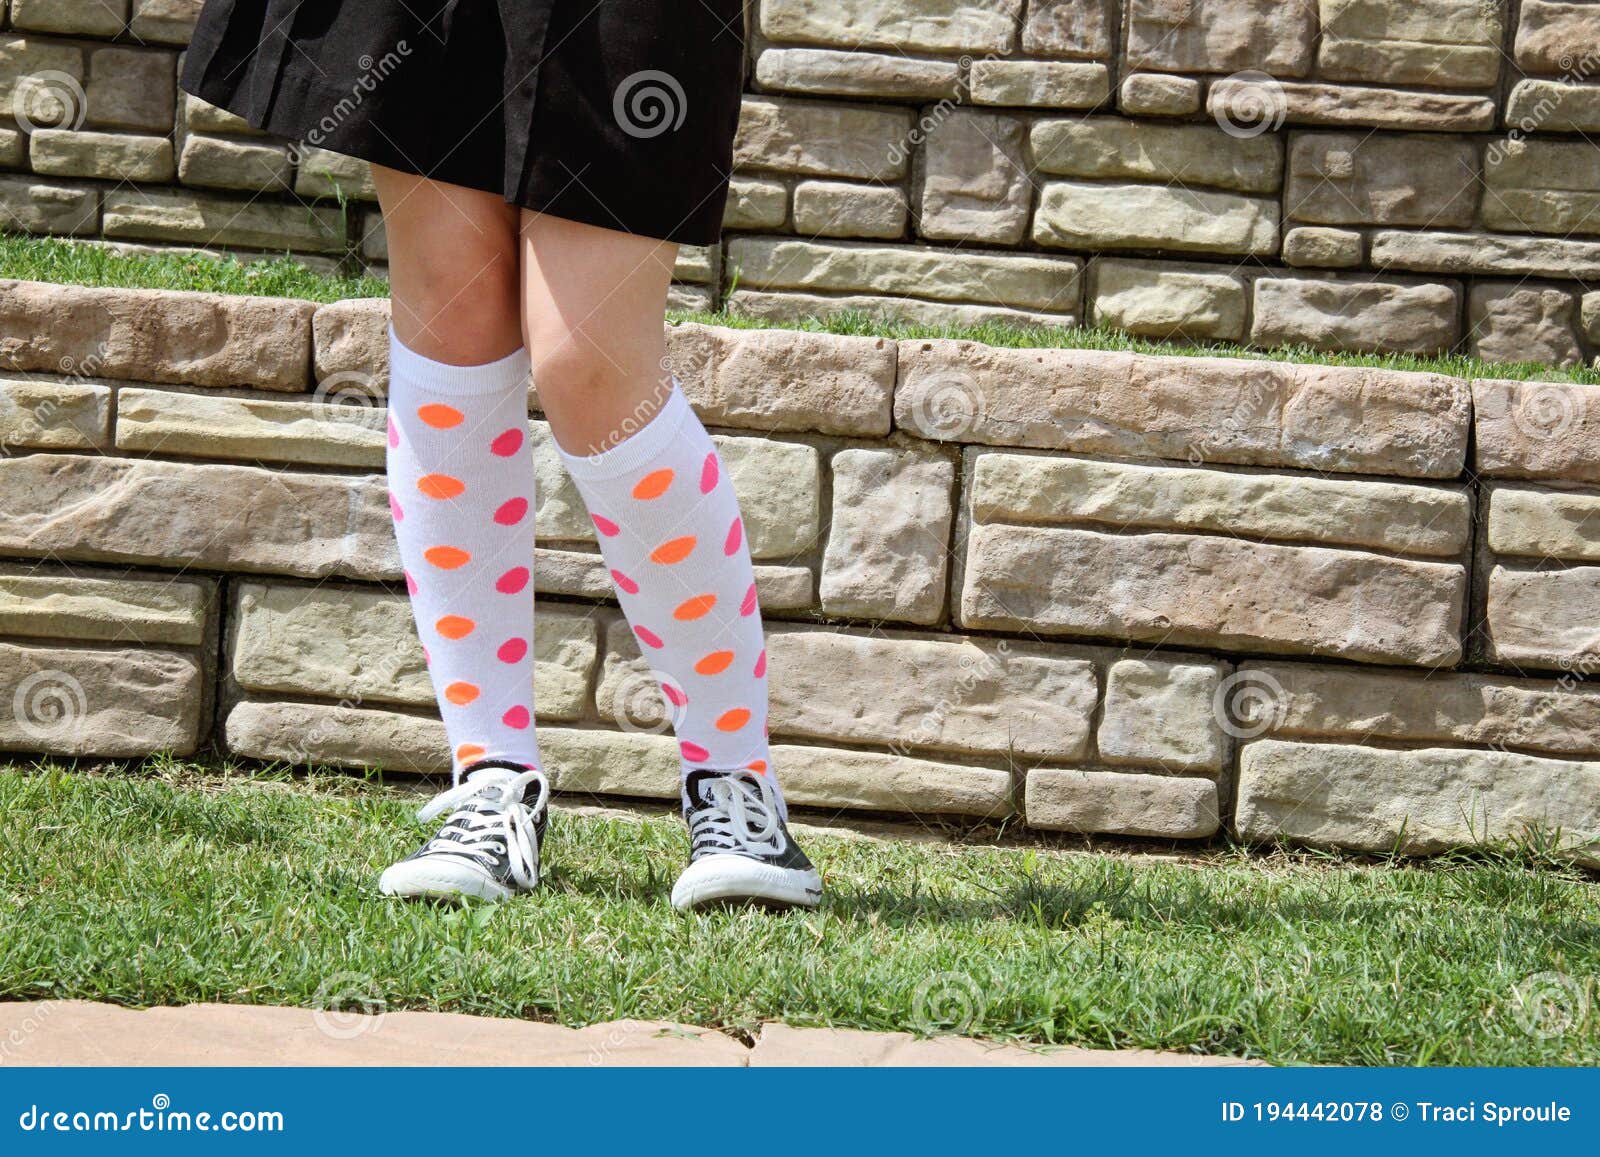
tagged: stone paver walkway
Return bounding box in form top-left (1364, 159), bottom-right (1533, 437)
top-left (0, 1002), bottom-right (1262, 1066)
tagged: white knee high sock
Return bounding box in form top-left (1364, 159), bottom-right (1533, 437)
top-left (554, 380), bottom-right (783, 811)
top-left (385, 331), bottom-right (543, 778)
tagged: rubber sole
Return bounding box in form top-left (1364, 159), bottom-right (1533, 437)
top-left (377, 859), bottom-right (525, 903)
top-left (670, 854), bottom-right (823, 911)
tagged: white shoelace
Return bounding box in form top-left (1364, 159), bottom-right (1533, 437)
top-left (689, 770), bottom-right (783, 858)
top-left (415, 766), bottom-right (549, 889)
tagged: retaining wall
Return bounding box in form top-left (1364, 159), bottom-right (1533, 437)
top-left (0, 2), bottom-right (1598, 362)
top-left (2, 276), bottom-right (1599, 865)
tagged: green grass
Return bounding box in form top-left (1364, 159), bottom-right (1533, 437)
top-left (3, 233), bottom-right (1594, 384)
top-left (3, 758), bottom-right (1597, 1066)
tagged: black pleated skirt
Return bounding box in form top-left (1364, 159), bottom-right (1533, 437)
top-left (179, 0), bottom-right (747, 246)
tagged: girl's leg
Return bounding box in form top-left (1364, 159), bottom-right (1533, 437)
top-left (523, 211), bottom-right (820, 910)
top-left (374, 168), bottom-right (547, 900)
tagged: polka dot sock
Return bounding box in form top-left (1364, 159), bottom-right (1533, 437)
top-left (554, 379), bottom-right (784, 816)
top-left (385, 331), bottom-right (543, 779)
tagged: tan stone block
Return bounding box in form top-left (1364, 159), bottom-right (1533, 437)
top-left (1100, 659), bottom-right (1226, 773)
top-left (727, 289), bottom-right (1075, 329)
top-left (1208, 76), bottom-right (1496, 131)
top-left (0, 176), bottom-right (98, 236)
top-left (1286, 132), bottom-right (1478, 227)
top-left (1124, 0), bottom-right (1315, 75)
top-left (0, 571), bottom-right (208, 646)
top-left (723, 178), bottom-right (787, 230)
top-left (294, 146), bottom-right (378, 200)
top-left (130, 0), bottom-right (204, 43)
top-left (727, 236), bottom-right (1080, 313)
top-left (1282, 226), bottom-right (1363, 268)
top-left (792, 181), bottom-right (905, 239)
top-left (1371, 229), bottom-right (1600, 279)
top-left (667, 321), bottom-right (895, 435)
top-left (970, 452), bottom-right (1471, 557)
top-left (30, 128), bottom-right (174, 182)
top-left (312, 296), bottom-right (390, 391)
top-left (752, 47), bottom-right (959, 100)
top-left (897, 340), bottom-right (1470, 478)
top-left (820, 448), bottom-right (953, 623)
top-left (919, 111), bottom-right (1030, 244)
top-left (1032, 118), bottom-right (1282, 193)
top-left (1506, 78), bottom-right (1600, 134)
top-left (1318, 0), bottom-right (1505, 87)
top-left (1468, 283), bottom-right (1583, 368)
top-left (968, 61), bottom-right (1110, 108)
top-left (961, 523), bottom-right (1465, 666)
top-left (1088, 259), bottom-right (1247, 341)
top-left (1485, 563), bottom-right (1600, 671)
top-left (0, 641), bottom-right (202, 757)
top-left (115, 388), bottom-right (387, 467)
top-left (1027, 769), bottom-right (1220, 838)
top-left (104, 187), bottom-right (346, 252)
top-left (1236, 739), bottom-right (1600, 867)
top-left (734, 97), bottom-right (914, 181)
top-left (177, 134), bottom-right (293, 191)
top-left (1515, 0), bottom-right (1600, 74)
top-left (1472, 377), bottom-right (1600, 482)
top-left (1483, 138), bottom-right (1600, 236)
top-left (0, 454), bottom-right (398, 580)
top-left (1034, 181), bottom-right (1278, 257)
top-left (1250, 275), bottom-right (1461, 355)
top-left (1118, 73), bottom-right (1201, 116)
top-left (0, 377), bottom-right (110, 449)
top-left (11, 0), bottom-right (128, 37)
top-left (0, 280), bottom-right (314, 390)
top-left (760, 0), bottom-right (1024, 54)
top-left (1020, 0), bottom-right (1114, 58)
top-left (85, 46), bottom-right (175, 132)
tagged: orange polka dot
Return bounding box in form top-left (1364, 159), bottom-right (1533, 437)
top-left (418, 403), bottom-right (465, 429)
top-left (424, 546), bottom-right (471, 569)
top-left (650, 535), bottom-right (698, 565)
top-left (695, 650), bottom-right (735, 675)
top-left (716, 708), bottom-right (751, 732)
top-left (445, 681), bottom-right (480, 706)
top-left (435, 615), bottom-right (476, 640)
top-left (632, 468), bottom-right (674, 500)
top-left (746, 759), bottom-right (768, 774)
top-left (456, 743), bottom-right (486, 763)
top-left (673, 593), bottom-right (717, 621)
top-left (417, 474), bottom-right (466, 500)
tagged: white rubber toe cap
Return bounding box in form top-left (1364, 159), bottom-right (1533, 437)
top-left (378, 857), bottom-right (514, 902)
top-left (671, 854), bottom-right (822, 911)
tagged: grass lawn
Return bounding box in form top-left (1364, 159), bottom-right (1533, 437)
top-left (2, 759), bottom-right (1596, 1067)
top-left (3, 234), bottom-right (1595, 385)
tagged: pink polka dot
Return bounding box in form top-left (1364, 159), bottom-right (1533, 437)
top-left (635, 625), bottom-right (664, 649)
top-left (496, 566), bottom-right (530, 594)
top-left (490, 427), bottom-right (525, 457)
top-left (386, 416), bottom-right (399, 448)
top-left (724, 517), bottom-right (743, 555)
top-left (700, 452), bottom-right (719, 494)
top-left (502, 705), bottom-right (530, 729)
top-left (661, 681), bottom-right (688, 707)
top-left (740, 583), bottom-right (759, 616)
top-left (592, 513), bottom-right (620, 537)
top-left (388, 492), bottom-right (404, 522)
top-left (681, 740), bottom-right (710, 763)
top-left (497, 637), bottom-right (529, 663)
top-left (611, 569), bottom-right (639, 595)
top-left (493, 497), bottom-right (529, 525)
top-left (403, 569), bottom-right (419, 596)
top-left (753, 649), bottom-right (767, 678)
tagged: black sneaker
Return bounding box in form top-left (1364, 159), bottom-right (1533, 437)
top-left (378, 759), bottom-right (549, 902)
top-left (671, 768), bottom-right (823, 910)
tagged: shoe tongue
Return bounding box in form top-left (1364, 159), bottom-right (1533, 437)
top-left (683, 768), bottom-right (722, 811)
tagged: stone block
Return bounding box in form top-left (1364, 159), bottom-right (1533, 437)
top-left (103, 187), bottom-right (346, 252)
top-left (0, 641), bottom-right (202, 757)
top-left (1123, 0), bottom-right (1315, 75)
top-left (1099, 658), bottom-right (1226, 773)
top-left (1318, 0), bottom-right (1505, 87)
top-left (1034, 181), bottom-right (1278, 256)
top-left (752, 48), bottom-right (959, 100)
top-left (1472, 378), bottom-right (1600, 482)
top-left (85, 45), bottom-right (175, 132)
top-left (1286, 132), bottom-right (1478, 227)
top-left (1250, 275), bottom-right (1461, 355)
top-left (760, 0), bottom-right (1024, 54)
top-left (177, 135), bottom-right (293, 191)
top-left (1088, 259), bottom-right (1248, 341)
top-left (792, 181), bottom-right (906, 239)
top-left (115, 388), bottom-right (387, 467)
top-left (968, 61), bottom-right (1110, 108)
top-left (734, 97), bottom-right (914, 181)
top-left (1032, 118), bottom-right (1283, 193)
top-left (1468, 283), bottom-right (1584, 368)
top-left (919, 111), bottom-right (1030, 244)
top-left (1208, 76), bottom-right (1496, 131)
top-left (1118, 72), bottom-right (1201, 116)
top-left (0, 377), bottom-right (110, 449)
top-left (0, 571), bottom-right (208, 646)
top-left (30, 129), bottom-right (174, 182)
top-left (1483, 138), bottom-right (1600, 236)
top-left (1026, 769), bottom-right (1220, 838)
top-left (1282, 226), bottom-right (1363, 268)
top-left (820, 448), bottom-right (954, 623)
